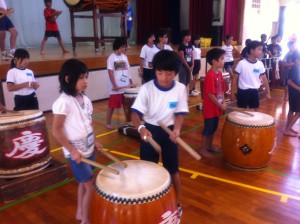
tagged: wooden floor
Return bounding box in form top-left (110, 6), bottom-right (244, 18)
top-left (0, 83), bottom-right (300, 224)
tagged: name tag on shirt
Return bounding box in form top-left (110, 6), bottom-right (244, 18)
top-left (26, 73), bottom-right (33, 77)
top-left (169, 101), bottom-right (178, 108)
top-left (253, 68), bottom-right (259, 73)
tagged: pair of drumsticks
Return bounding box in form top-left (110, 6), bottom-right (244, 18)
top-left (83, 121), bottom-right (202, 174)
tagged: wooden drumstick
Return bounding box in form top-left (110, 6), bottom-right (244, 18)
top-left (81, 157), bottom-right (119, 175)
top-left (227, 106), bottom-right (254, 117)
top-left (145, 136), bottom-right (162, 154)
top-left (157, 121), bottom-right (201, 161)
top-left (99, 148), bottom-right (127, 168)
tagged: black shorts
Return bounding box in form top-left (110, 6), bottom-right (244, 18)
top-left (224, 61), bottom-right (234, 70)
top-left (14, 92), bottom-right (39, 111)
top-left (0, 16), bottom-right (14, 31)
top-left (140, 122), bottom-right (179, 174)
top-left (237, 88), bottom-right (259, 109)
top-left (178, 66), bottom-right (191, 85)
top-left (192, 59), bottom-right (201, 76)
top-left (44, 30), bottom-right (61, 38)
top-left (202, 117), bottom-right (219, 136)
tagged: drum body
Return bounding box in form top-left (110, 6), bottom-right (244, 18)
top-left (64, 0), bottom-right (128, 10)
top-left (0, 110), bottom-right (51, 178)
top-left (221, 112), bottom-right (276, 170)
top-left (123, 88), bottom-right (139, 123)
top-left (200, 72), bottom-right (230, 99)
top-left (91, 160), bottom-right (179, 224)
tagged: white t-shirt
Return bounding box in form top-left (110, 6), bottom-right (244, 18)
top-left (235, 59), bottom-right (266, 89)
top-left (140, 44), bottom-right (159, 69)
top-left (52, 93), bottom-right (94, 158)
top-left (6, 68), bottom-right (36, 96)
top-left (131, 79), bottom-right (189, 126)
top-left (164, 44), bottom-right (173, 51)
top-left (221, 45), bottom-right (234, 62)
top-left (107, 52), bottom-right (131, 95)
top-left (0, 0), bottom-right (7, 10)
top-left (193, 46), bottom-right (201, 60)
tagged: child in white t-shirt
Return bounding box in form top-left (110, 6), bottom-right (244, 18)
top-left (6, 49), bottom-right (40, 111)
top-left (52, 59), bottom-right (102, 224)
top-left (106, 37), bottom-right (133, 129)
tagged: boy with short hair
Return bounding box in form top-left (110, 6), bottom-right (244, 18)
top-left (231, 40), bottom-right (271, 109)
top-left (40, 0), bottom-right (68, 54)
top-left (201, 48), bottom-right (227, 158)
top-left (131, 50), bottom-right (188, 222)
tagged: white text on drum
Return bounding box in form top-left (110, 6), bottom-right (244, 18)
top-left (6, 131), bottom-right (47, 159)
top-left (159, 210), bottom-right (178, 224)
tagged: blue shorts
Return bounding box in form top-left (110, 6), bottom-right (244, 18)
top-left (68, 152), bottom-right (95, 183)
top-left (202, 117), bottom-right (219, 136)
top-left (140, 123), bottom-right (179, 174)
top-left (44, 30), bottom-right (61, 38)
top-left (237, 88), bottom-right (259, 109)
top-left (0, 16), bottom-right (14, 31)
top-left (224, 61), bottom-right (234, 70)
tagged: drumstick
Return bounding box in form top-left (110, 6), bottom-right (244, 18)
top-left (157, 121), bottom-right (201, 161)
top-left (99, 148), bottom-right (128, 168)
top-left (227, 106), bottom-right (254, 117)
top-left (145, 136), bottom-right (162, 154)
top-left (81, 157), bottom-right (119, 175)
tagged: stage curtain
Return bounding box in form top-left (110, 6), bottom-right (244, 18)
top-left (223, 0), bottom-right (245, 44)
top-left (136, 0), bottom-right (170, 44)
top-left (189, 0), bottom-right (213, 37)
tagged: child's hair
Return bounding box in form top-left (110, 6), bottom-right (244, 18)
top-left (260, 34), bottom-right (267, 39)
top-left (192, 35), bottom-right (200, 48)
top-left (287, 40), bottom-right (295, 49)
top-left (180, 30), bottom-right (190, 40)
top-left (245, 38), bottom-right (252, 46)
top-left (246, 40), bottom-right (263, 54)
top-left (144, 32), bottom-right (155, 44)
top-left (113, 37), bottom-right (127, 51)
top-left (271, 36), bottom-right (277, 42)
top-left (225, 34), bottom-right (233, 41)
top-left (155, 30), bottom-right (168, 44)
top-left (44, 0), bottom-right (52, 3)
top-left (152, 50), bottom-right (182, 74)
top-left (59, 59), bottom-right (88, 96)
top-left (10, 48), bottom-right (30, 68)
top-left (206, 48), bottom-right (225, 66)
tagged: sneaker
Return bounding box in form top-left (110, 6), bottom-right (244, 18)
top-left (7, 52), bottom-right (14, 58)
top-left (177, 202), bottom-right (182, 223)
top-left (1, 52), bottom-right (9, 61)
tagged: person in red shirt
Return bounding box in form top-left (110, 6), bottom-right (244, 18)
top-left (40, 0), bottom-right (68, 54)
top-left (201, 48), bottom-right (226, 158)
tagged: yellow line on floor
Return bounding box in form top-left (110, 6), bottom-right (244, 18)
top-left (109, 150), bottom-right (300, 203)
top-left (50, 132), bottom-right (299, 204)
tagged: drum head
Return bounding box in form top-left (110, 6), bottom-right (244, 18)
top-left (95, 160), bottom-right (171, 203)
top-left (63, 0), bottom-right (82, 8)
top-left (227, 111), bottom-right (274, 127)
top-left (124, 87), bottom-right (140, 94)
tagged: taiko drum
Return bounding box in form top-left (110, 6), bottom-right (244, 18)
top-left (0, 110), bottom-right (51, 178)
top-left (123, 87), bottom-right (140, 123)
top-left (91, 160), bottom-right (179, 224)
top-left (221, 112), bottom-right (276, 170)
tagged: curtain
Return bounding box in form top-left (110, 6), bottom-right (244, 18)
top-left (223, 0), bottom-right (245, 44)
top-left (189, 0), bottom-right (213, 37)
top-left (136, 0), bottom-right (169, 44)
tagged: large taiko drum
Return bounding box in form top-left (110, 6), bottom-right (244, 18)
top-left (63, 0), bottom-right (128, 10)
top-left (200, 72), bottom-right (230, 99)
top-left (91, 160), bottom-right (179, 224)
top-left (0, 110), bottom-right (51, 178)
top-left (221, 112), bottom-right (276, 170)
top-left (123, 87), bottom-right (140, 123)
